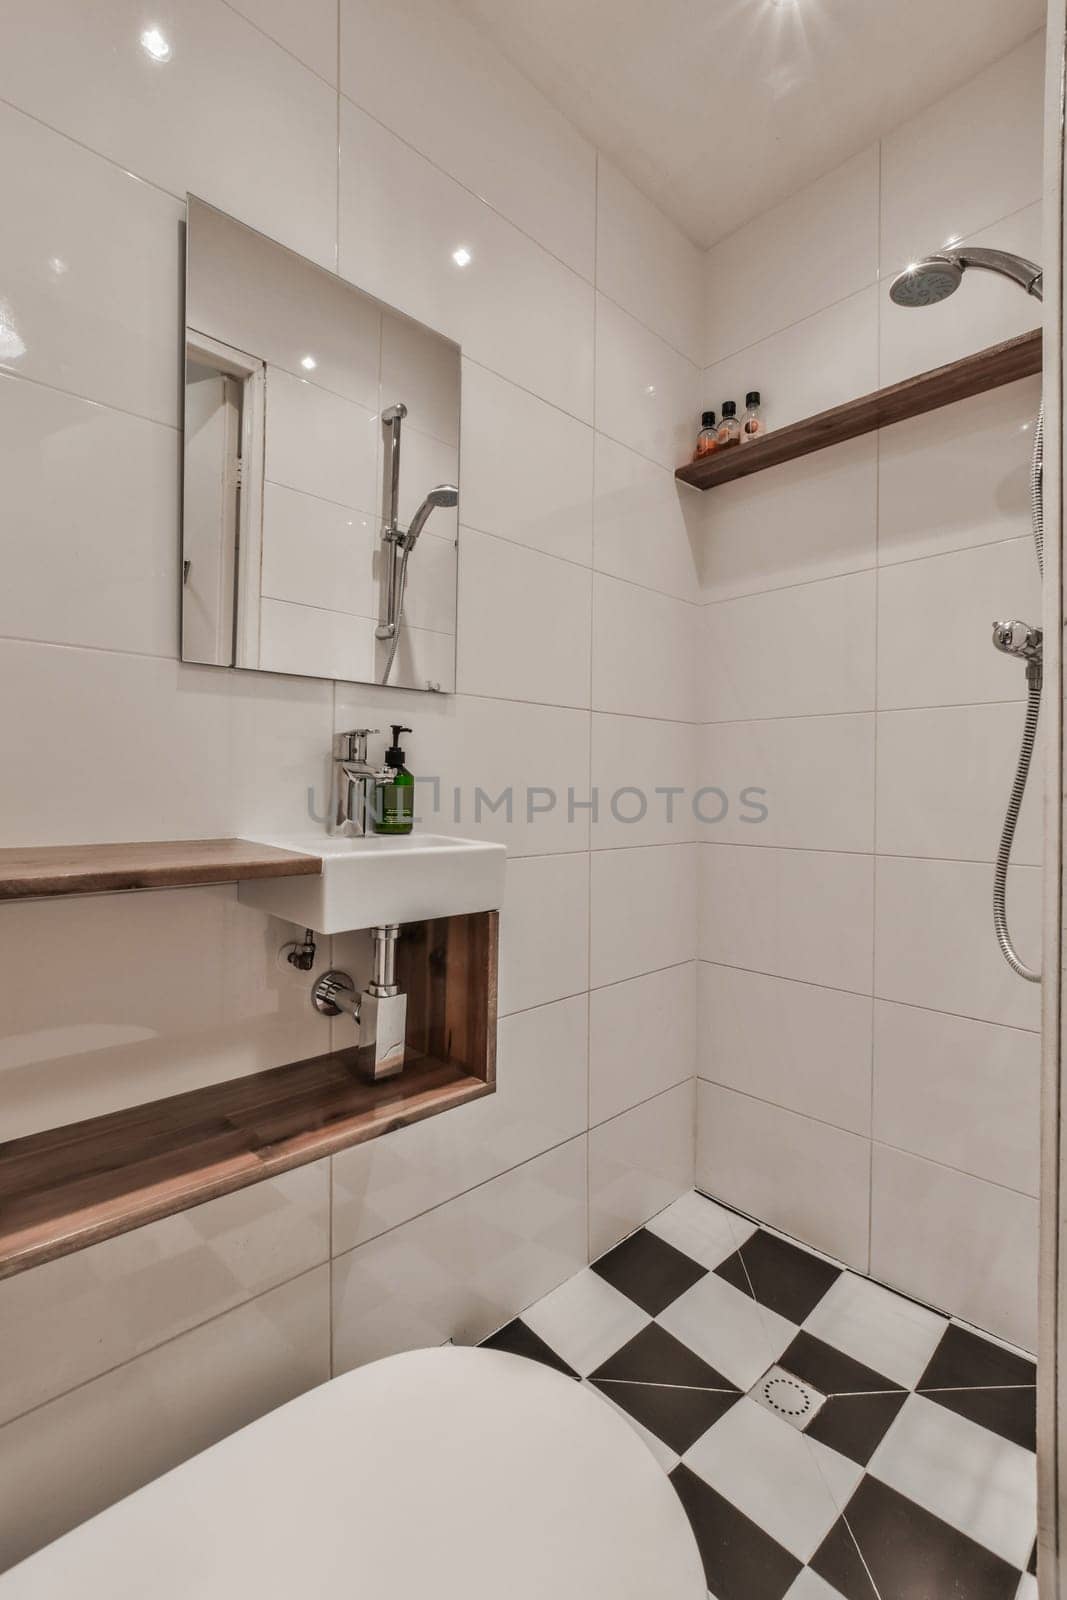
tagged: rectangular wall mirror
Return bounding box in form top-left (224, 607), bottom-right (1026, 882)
top-left (181, 197), bottom-right (460, 692)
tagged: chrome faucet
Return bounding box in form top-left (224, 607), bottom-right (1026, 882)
top-left (330, 729), bottom-right (394, 837)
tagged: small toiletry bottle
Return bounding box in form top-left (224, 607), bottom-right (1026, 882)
top-left (741, 391), bottom-right (765, 443)
top-left (718, 401), bottom-right (741, 448)
top-left (693, 411), bottom-right (718, 460)
top-left (375, 725), bottom-right (414, 835)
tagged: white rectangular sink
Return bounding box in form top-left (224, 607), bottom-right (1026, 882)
top-left (237, 832), bottom-right (506, 934)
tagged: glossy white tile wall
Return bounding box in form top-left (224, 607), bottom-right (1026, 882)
top-left (0, 1165), bottom-right (329, 1427)
top-left (694, 32), bottom-right (1046, 1347)
top-left (331, 1139), bottom-right (588, 1370)
top-left (703, 146), bottom-right (880, 368)
top-left (331, 995), bottom-right (589, 1252)
top-left (697, 1082), bottom-right (872, 1272)
top-left (0, 0), bottom-right (711, 1566)
top-left (589, 962), bottom-right (697, 1124)
top-left (589, 1080), bottom-right (696, 1257)
top-left (870, 1146), bottom-right (1038, 1351)
top-left (0, 1267), bottom-right (330, 1572)
top-left (338, 0), bottom-right (596, 278)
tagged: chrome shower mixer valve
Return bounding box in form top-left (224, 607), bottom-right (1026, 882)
top-left (992, 619), bottom-right (1043, 664)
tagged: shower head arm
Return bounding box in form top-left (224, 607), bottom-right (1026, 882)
top-left (945, 247), bottom-right (1043, 301)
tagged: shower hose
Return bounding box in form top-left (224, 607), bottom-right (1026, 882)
top-left (993, 405), bottom-right (1043, 983)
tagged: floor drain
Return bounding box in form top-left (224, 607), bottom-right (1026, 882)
top-left (750, 1365), bottom-right (826, 1432)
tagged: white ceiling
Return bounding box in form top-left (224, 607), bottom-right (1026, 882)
top-left (455, 0), bottom-right (1046, 248)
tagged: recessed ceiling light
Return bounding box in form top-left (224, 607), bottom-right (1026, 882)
top-left (140, 27), bottom-right (171, 61)
top-left (300, 354), bottom-right (317, 370)
top-left (451, 246), bottom-right (472, 267)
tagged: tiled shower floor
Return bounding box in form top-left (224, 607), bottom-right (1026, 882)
top-left (481, 1191), bottom-right (1037, 1600)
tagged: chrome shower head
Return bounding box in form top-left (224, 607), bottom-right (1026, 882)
top-left (889, 254), bottom-right (964, 307)
top-left (889, 246), bottom-right (1042, 307)
top-left (402, 483), bottom-right (459, 550)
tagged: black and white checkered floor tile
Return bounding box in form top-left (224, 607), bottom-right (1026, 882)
top-left (481, 1190), bottom-right (1037, 1600)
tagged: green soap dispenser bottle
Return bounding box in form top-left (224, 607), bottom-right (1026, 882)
top-left (375, 725), bottom-right (414, 835)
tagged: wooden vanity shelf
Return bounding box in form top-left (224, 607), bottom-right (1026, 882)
top-left (676, 327), bottom-right (1042, 490)
top-left (0, 838), bottom-right (323, 901)
top-left (0, 910), bottom-right (498, 1280)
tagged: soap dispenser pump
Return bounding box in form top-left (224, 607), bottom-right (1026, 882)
top-left (374, 725), bottom-right (414, 835)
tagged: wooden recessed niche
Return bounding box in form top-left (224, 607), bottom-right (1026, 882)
top-left (0, 910), bottom-right (498, 1280)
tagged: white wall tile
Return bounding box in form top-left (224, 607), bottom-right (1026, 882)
top-left (0, 887), bottom-right (331, 1138)
top-left (589, 1081), bottom-right (695, 1257)
top-left (590, 844), bottom-right (698, 989)
top-left (697, 1081), bottom-right (871, 1272)
top-left (876, 703), bottom-right (1041, 864)
top-left (0, 1267), bottom-right (330, 1572)
top-left (876, 539), bottom-right (1041, 710)
top-left (381, 311), bottom-right (461, 447)
top-left (701, 287), bottom-right (879, 436)
top-left (593, 434), bottom-right (701, 601)
top-left (700, 844), bottom-right (875, 996)
top-left (879, 32), bottom-right (1046, 277)
top-left (331, 994), bottom-right (589, 1252)
top-left (402, 695), bottom-right (591, 858)
top-left (339, 0), bottom-right (596, 278)
top-left (0, 377), bottom-right (179, 657)
top-left (331, 1139), bottom-right (588, 1370)
top-left (0, 0), bottom-right (338, 268)
top-left (703, 715), bottom-right (875, 852)
top-left (0, 102), bottom-right (183, 423)
top-left (704, 146), bottom-right (880, 367)
top-left (340, 99), bottom-right (594, 420)
top-left (699, 434), bottom-right (878, 604)
top-left (699, 964), bottom-right (873, 1137)
top-left (498, 854), bottom-right (589, 1015)
top-left (596, 158), bottom-right (703, 358)
top-left (590, 962), bottom-right (696, 1125)
top-left (880, 202), bottom-right (1043, 387)
top-left (457, 529), bottom-right (591, 707)
top-left (0, 1165), bottom-right (329, 1425)
top-left (703, 571), bottom-right (877, 723)
top-left (261, 485), bottom-right (377, 620)
top-left (258, 599), bottom-right (377, 689)
top-left (225, 0), bottom-right (337, 81)
top-left (590, 715), bottom-right (697, 849)
top-left (874, 856), bottom-right (1042, 1030)
top-left (460, 364), bottom-right (593, 563)
top-left (878, 379), bottom-right (1041, 567)
top-left (264, 367), bottom-right (379, 514)
top-left (595, 294), bottom-right (698, 469)
top-left (592, 575), bottom-right (699, 723)
top-left (870, 1145), bottom-right (1037, 1350)
top-left (0, 641), bottom-right (333, 847)
top-left (873, 1000), bottom-right (1039, 1194)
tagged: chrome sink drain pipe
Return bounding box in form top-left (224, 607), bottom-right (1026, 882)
top-left (312, 924), bottom-right (406, 1082)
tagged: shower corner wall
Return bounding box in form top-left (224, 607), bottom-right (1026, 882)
top-left (691, 29), bottom-right (1046, 1354)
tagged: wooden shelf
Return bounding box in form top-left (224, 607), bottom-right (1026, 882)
top-left (676, 327), bottom-right (1042, 490)
top-left (0, 1053), bottom-right (491, 1279)
top-left (0, 910), bottom-right (499, 1279)
top-left (0, 838), bottom-right (322, 901)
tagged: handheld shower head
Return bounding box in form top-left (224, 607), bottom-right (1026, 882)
top-left (890, 247), bottom-right (1042, 307)
top-left (889, 254), bottom-right (964, 307)
top-left (401, 483), bottom-right (459, 550)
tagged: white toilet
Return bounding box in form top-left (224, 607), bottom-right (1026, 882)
top-left (0, 1347), bottom-right (706, 1598)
